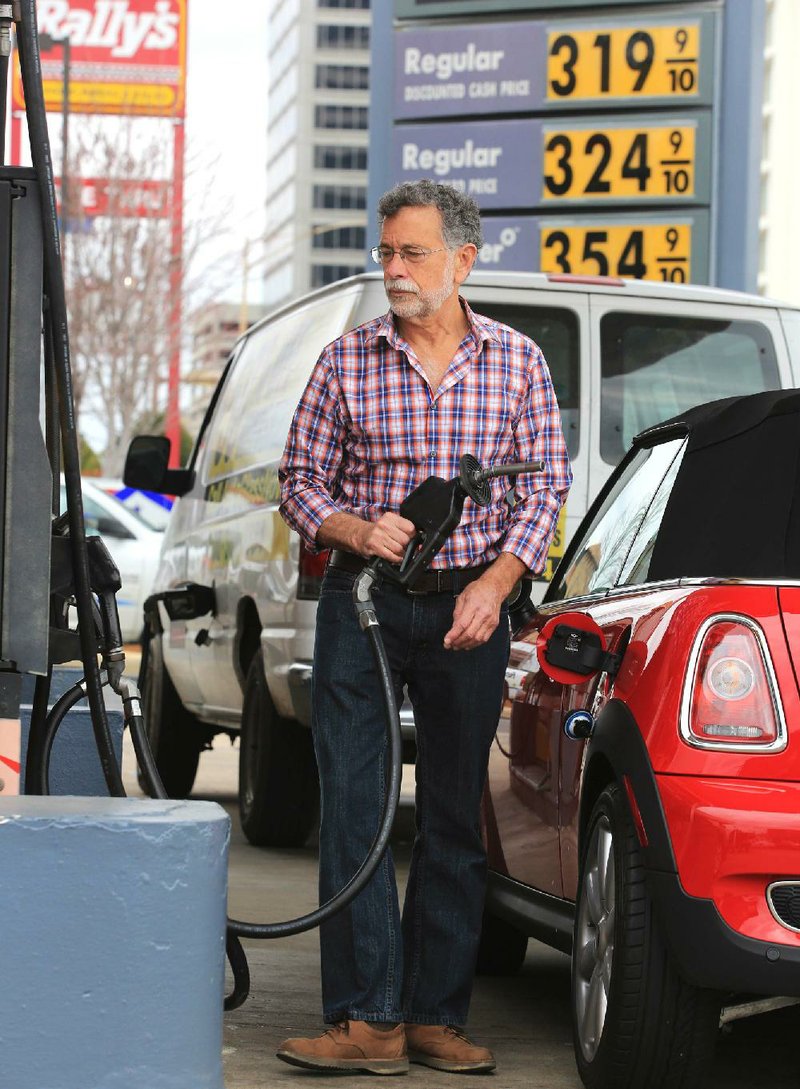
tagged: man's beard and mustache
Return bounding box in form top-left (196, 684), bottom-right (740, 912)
top-left (385, 254), bottom-right (456, 319)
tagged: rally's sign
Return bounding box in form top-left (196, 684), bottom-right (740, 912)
top-left (13, 0), bottom-right (187, 117)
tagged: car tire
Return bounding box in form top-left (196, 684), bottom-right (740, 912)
top-left (572, 783), bottom-right (721, 1089)
top-left (137, 632), bottom-right (204, 798)
top-left (475, 907), bottom-right (529, 975)
top-left (238, 648), bottom-right (319, 848)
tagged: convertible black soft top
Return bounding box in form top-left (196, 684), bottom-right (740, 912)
top-left (642, 388), bottom-right (800, 581)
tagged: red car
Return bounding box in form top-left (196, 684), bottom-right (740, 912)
top-left (480, 390), bottom-right (800, 1089)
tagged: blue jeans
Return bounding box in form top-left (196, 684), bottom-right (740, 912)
top-left (312, 567), bottom-right (510, 1026)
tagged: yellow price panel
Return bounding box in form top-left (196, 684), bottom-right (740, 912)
top-left (539, 215), bottom-right (710, 284)
top-left (542, 505), bottom-right (568, 582)
top-left (547, 20), bottom-right (706, 103)
top-left (542, 118), bottom-right (708, 204)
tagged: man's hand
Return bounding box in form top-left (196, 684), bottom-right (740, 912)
top-left (318, 511), bottom-right (416, 564)
top-left (356, 512), bottom-right (417, 563)
top-left (443, 553), bottom-right (527, 651)
top-left (443, 578), bottom-right (506, 650)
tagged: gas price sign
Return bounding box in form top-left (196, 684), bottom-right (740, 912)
top-left (542, 115), bottom-right (709, 205)
top-left (392, 5), bottom-right (719, 285)
top-left (538, 213), bottom-right (709, 284)
top-left (547, 20), bottom-right (705, 102)
top-left (394, 12), bottom-right (715, 119)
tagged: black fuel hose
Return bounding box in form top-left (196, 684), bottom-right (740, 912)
top-left (38, 681), bottom-right (90, 794)
top-left (227, 620), bottom-right (403, 940)
top-left (17, 0), bottom-right (124, 796)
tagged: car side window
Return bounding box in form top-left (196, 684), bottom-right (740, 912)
top-left (468, 302), bottom-right (580, 457)
top-left (600, 312), bottom-right (779, 464)
top-left (198, 287), bottom-right (363, 486)
top-left (617, 439), bottom-right (687, 586)
top-left (548, 437), bottom-right (686, 602)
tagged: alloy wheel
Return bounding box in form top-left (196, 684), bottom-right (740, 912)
top-left (574, 813), bottom-right (616, 1062)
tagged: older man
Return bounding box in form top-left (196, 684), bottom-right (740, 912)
top-left (277, 179), bottom-right (572, 1075)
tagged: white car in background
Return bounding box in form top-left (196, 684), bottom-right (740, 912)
top-left (60, 478), bottom-right (164, 643)
top-left (91, 477), bottom-right (173, 532)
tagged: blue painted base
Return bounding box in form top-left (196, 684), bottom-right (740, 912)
top-left (18, 669), bottom-right (124, 795)
top-left (0, 797), bottom-right (229, 1089)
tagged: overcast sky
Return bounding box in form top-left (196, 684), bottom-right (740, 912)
top-left (183, 4), bottom-right (270, 304)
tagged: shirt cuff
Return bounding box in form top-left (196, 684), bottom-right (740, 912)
top-left (501, 494), bottom-right (562, 575)
top-left (281, 491), bottom-right (342, 554)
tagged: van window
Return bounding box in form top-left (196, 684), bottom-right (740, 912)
top-left (474, 303), bottom-right (580, 457)
top-left (201, 288), bottom-right (362, 485)
top-left (600, 313), bottom-right (779, 464)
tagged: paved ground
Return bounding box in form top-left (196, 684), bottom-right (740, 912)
top-left (117, 722), bottom-right (800, 1089)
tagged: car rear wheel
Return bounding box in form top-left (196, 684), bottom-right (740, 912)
top-left (573, 783), bottom-right (721, 1089)
top-left (238, 648), bottom-right (319, 847)
top-left (475, 907), bottom-right (529, 975)
top-left (138, 632), bottom-right (205, 798)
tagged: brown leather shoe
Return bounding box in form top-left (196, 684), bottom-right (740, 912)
top-left (276, 1020), bottom-right (409, 1075)
top-left (405, 1024), bottom-right (496, 1073)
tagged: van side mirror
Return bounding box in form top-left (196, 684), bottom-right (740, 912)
top-left (124, 435), bottom-right (194, 497)
top-left (536, 612), bottom-right (621, 685)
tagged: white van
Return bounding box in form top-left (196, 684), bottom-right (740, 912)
top-left (127, 271), bottom-right (800, 846)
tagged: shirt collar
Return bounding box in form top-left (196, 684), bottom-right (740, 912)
top-left (364, 295), bottom-right (503, 351)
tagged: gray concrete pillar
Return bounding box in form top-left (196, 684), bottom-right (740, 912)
top-left (0, 796), bottom-right (229, 1089)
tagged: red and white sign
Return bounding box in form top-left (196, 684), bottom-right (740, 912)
top-left (0, 719), bottom-right (21, 796)
top-left (13, 0), bottom-right (187, 117)
top-left (59, 175), bottom-right (172, 217)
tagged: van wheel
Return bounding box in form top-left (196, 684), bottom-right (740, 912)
top-left (138, 633), bottom-right (204, 798)
top-left (239, 648), bottom-right (319, 847)
top-left (573, 783), bottom-right (720, 1089)
top-left (476, 907), bottom-right (529, 975)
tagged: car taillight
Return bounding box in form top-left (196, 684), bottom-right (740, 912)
top-left (680, 616), bottom-right (786, 752)
top-left (298, 544), bottom-right (329, 600)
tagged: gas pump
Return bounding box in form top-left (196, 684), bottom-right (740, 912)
top-left (5, 0), bottom-right (543, 1014)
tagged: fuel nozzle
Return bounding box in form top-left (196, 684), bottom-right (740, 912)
top-left (369, 454), bottom-right (545, 589)
top-left (458, 453), bottom-right (545, 507)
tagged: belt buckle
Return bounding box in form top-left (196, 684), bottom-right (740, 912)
top-left (406, 569), bottom-right (442, 595)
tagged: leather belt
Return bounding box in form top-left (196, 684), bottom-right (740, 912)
top-left (326, 549), bottom-right (490, 594)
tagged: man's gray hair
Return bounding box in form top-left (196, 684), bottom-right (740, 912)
top-left (377, 179), bottom-right (483, 251)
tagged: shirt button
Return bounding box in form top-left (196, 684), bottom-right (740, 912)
top-left (428, 450), bottom-right (435, 459)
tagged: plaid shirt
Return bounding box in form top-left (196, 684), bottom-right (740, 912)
top-left (279, 298), bottom-right (572, 573)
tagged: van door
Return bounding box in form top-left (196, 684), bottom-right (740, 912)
top-left (184, 285), bottom-right (365, 723)
top-left (462, 285), bottom-right (590, 582)
top-left (588, 295), bottom-right (788, 503)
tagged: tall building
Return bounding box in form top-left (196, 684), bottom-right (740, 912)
top-left (264, 0), bottom-right (371, 309)
top-left (758, 0), bottom-right (800, 302)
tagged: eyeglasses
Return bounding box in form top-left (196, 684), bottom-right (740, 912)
top-left (370, 245), bottom-right (446, 266)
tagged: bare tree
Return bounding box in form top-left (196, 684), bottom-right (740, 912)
top-left (64, 119), bottom-right (235, 475)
